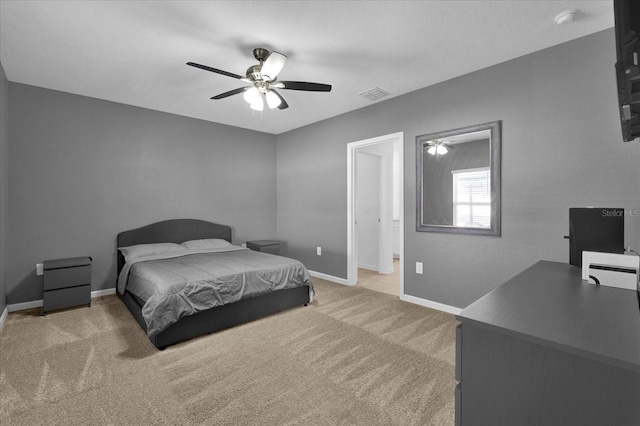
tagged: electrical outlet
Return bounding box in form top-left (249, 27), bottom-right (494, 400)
top-left (416, 262), bottom-right (423, 274)
top-left (317, 246), bottom-right (322, 256)
top-left (241, 243), bottom-right (247, 248)
top-left (36, 263), bottom-right (44, 276)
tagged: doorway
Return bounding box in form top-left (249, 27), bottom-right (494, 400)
top-left (347, 132), bottom-right (403, 297)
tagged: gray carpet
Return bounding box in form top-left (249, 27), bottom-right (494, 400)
top-left (0, 278), bottom-right (457, 425)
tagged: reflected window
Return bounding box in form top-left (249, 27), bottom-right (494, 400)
top-left (452, 167), bottom-right (490, 228)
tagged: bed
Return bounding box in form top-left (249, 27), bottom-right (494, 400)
top-left (116, 219), bottom-right (313, 349)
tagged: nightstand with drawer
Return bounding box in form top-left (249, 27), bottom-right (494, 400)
top-left (246, 240), bottom-right (281, 255)
top-left (43, 256), bottom-right (92, 315)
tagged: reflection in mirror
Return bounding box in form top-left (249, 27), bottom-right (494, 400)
top-left (416, 121), bottom-right (501, 236)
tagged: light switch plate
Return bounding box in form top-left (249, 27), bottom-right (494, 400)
top-left (36, 263), bottom-right (43, 276)
top-left (416, 262), bottom-right (423, 274)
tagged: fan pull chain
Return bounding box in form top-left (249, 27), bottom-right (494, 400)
top-left (251, 109), bottom-right (263, 120)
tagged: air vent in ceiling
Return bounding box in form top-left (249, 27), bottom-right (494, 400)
top-left (358, 87), bottom-right (390, 101)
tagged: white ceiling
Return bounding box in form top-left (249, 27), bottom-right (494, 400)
top-left (0, 1), bottom-right (614, 135)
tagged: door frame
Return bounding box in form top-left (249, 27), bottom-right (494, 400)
top-left (347, 132), bottom-right (404, 296)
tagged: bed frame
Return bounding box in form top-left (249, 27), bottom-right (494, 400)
top-left (116, 219), bottom-right (310, 350)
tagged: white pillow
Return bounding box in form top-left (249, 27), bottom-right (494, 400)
top-left (119, 242), bottom-right (185, 262)
top-left (181, 238), bottom-right (232, 250)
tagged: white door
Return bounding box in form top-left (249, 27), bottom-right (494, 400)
top-left (356, 152), bottom-right (381, 271)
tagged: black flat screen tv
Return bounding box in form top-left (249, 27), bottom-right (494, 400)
top-left (569, 208), bottom-right (625, 266)
top-left (614, 0), bottom-right (640, 142)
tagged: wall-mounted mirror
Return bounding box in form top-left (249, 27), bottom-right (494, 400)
top-left (416, 121), bottom-right (501, 236)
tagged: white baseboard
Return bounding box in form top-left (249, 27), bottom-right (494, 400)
top-left (357, 263), bottom-right (378, 272)
top-left (8, 299), bottom-right (42, 312)
top-left (91, 288), bottom-right (116, 298)
top-left (401, 294), bottom-right (462, 316)
top-left (0, 305), bottom-right (8, 330)
top-left (309, 270), bottom-right (351, 286)
top-left (310, 270), bottom-right (461, 315)
top-left (7, 288), bottom-right (117, 313)
top-left (357, 264), bottom-right (395, 275)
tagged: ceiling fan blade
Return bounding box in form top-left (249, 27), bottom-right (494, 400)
top-left (261, 51), bottom-right (287, 81)
top-left (187, 62), bottom-right (244, 80)
top-left (210, 87), bottom-right (247, 100)
top-left (270, 89), bottom-right (289, 110)
top-left (277, 81), bottom-right (332, 92)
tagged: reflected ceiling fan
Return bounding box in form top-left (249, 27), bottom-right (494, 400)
top-left (187, 47), bottom-right (332, 111)
top-left (424, 139), bottom-right (456, 156)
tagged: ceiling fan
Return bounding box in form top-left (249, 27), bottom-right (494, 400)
top-left (187, 47), bottom-right (332, 111)
top-left (424, 139), bottom-right (456, 156)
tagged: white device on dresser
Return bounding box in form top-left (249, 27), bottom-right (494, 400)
top-left (581, 251), bottom-right (639, 291)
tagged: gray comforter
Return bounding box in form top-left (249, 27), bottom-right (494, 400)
top-left (117, 247), bottom-right (313, 338)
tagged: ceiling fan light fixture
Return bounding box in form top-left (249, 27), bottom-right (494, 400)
top-left (436, 145), bottom-right (448, 155)
top-left (188, 47), bottom-right (330, 113)
top-left (265, 90), bottom-right (282, 109)
top-left (250, 95), bottom-right (264, 111)
top-left (427, 146), bottom-right (437, 156)
top-left (261, 51), bottom-right (287, 81)
top-left (243, 86), bottom-right (260, 104)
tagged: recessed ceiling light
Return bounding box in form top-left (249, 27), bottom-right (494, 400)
top-left (554, 9), bottom-right (579, 25)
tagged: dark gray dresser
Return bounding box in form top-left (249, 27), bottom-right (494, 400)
top-left (455, 260), bottom-right (640, 426)
top-left (246, 240), bottom-right (281, 255)
top-left (43, 256), bottom-right (92, 314)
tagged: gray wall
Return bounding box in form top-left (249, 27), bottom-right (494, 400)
top-left (0, 63), bottom-right (8, 315)
top-left (277, 29), bottom-right (640, 309)
top-left (8, 84), bottom-right (277, 304)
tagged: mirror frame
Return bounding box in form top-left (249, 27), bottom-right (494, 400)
top-left (416, 120), bottom-right (501, 236)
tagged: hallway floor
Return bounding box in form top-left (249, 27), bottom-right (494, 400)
top-left (357, 258), bottom-right (399, 297)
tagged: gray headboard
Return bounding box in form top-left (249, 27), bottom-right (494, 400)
top-left (116, 219), bottom-right (232, 274)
